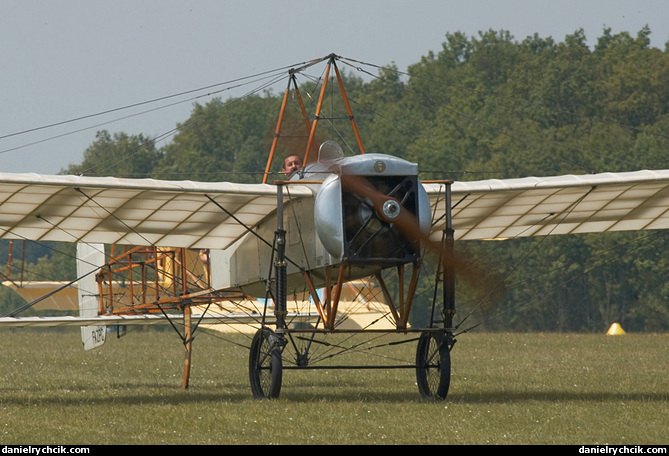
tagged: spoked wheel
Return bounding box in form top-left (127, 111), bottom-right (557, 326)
top-left (415, 331), bottom-right (452, 400)
top-left (249, 328), bottom-right (283, 399)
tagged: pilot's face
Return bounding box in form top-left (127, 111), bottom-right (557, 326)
top-left (283, 156), bottom-right (302, 174)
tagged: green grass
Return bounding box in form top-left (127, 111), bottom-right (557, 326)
top-left (0, 328), bottom-right (666, 445)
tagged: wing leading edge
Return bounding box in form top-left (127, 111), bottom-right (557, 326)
top-left (0, 172), bottom-right (313, 250)
top-left (424, 169), bottom-right (669, 240)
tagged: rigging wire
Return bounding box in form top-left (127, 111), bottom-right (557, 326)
top-left (0, 55), bottom-right (333, 180)
top-left (0, 59), bottom-right (314, 142)
top-left (76, 71), bottom-right (292, 176)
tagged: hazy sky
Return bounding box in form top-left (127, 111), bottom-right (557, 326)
top-left (2, 0), bottom-right (668, 175)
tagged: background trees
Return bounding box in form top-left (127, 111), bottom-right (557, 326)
top-left (3, 28), bottom-right (669, 331)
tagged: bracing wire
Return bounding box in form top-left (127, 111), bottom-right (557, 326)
top-left (0, 59), bottom-right (319, 143)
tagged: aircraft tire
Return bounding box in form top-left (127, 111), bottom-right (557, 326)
top-left (249, 328), bottom-right (283, 399)
top-left (415, 331), bottom-right (451, 400)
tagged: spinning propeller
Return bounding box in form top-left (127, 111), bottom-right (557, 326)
top-left (337, 172), bottom-right (495, 292)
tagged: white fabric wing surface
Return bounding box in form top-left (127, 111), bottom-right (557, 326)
top-left (4, 168), bottom-right (669, 249)
top-left (424, 169), bottom-right (669, 240)
top-left (0, 173), bottom-right (313, 250)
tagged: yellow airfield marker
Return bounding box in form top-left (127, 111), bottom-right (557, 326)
top-left (606, 322), bottom-right (626, 335)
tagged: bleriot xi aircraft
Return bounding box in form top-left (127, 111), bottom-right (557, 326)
top-left (2, 54), bottom-right (669, 400)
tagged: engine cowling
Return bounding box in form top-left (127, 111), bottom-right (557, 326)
top-left (314, 154), bottom-right (430, 266)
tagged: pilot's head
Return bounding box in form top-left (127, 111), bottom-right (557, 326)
top-left (282, 154), bottom-right (303, 175)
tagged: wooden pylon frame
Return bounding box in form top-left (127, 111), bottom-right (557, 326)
top-left (263, 54), bottom-right (366, 184)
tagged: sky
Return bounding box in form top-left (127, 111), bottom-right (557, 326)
top-left (2, 0), bottom-right (669, 175)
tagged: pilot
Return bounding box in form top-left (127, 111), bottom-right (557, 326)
top-left (282, 154), bottom-right (303, 177)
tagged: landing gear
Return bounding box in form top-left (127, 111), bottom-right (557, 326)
top-left (415, 331), bottom-right (453, 400)
top-left (249, 328), bottom-right (283, 399)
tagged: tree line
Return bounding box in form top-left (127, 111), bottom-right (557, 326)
top-left (3, 27), bottom-right (669, 332)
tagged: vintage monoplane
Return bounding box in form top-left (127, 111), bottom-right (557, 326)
top-left (2, 54), bottom-right (669, 400)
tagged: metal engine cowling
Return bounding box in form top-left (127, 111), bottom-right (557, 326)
top-left (314, 154), bottom-right (430, 266)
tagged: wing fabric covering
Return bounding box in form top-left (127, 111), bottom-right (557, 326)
top-left (0, 173), bottom-right (312, 250)
top-left (424, 169), bottom-right (669, 241)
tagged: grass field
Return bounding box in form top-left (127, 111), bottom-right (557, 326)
top-left (0, 327), bottom-right (666, 445)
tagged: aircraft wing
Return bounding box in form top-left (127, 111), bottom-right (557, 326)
top-left (424, 169), bottom-right (669, 240)
top-left (0, 172), bottom-right (313, 250)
